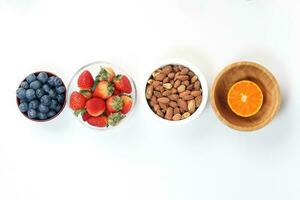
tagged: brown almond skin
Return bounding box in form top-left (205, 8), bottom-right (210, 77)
top-left (191, 90), bottom-right (201, 97)
top-left (162, 90), bottom-right (172, 97)
top-left (194, 81), bottom-right (201, 90)
top-left (168, 101), bottom-right (178, 108)
top-left (149, 100), bottom-right (155, 107)
top-left (162, 65), bottom-right (172, 74)
top-left (176, 75), bottom-right (189, 81)
top-left (157, 97), bottom-right (170, 104)
top-left (173, 66), bottom-right (180, 72)
top-left (178, 99), bottom-right (187, 111)
top-left (159, 86), bottom-right (165, 93)
top-left (182, 95), bottom-right (194, 101)
top-left (168, 72), bottom-right (175, 79)
top-left (182, 80), bottom-right (190, 86)
top-left (153, 104), bottom-right (160, 112)
top-left (159, 102), bottom-right (168, 111)
top-left (191, 75), bottom-right (198, 83)
top-left (188, 71), bottom-right (195, 77)
top-left (172, 113), bottom-right (181, 121)
top-left (165, 107), bottom-right (173, 120)
top-left (163, 77), bottom-right (170, 84)
top-left (146, 85), bottom-right (153, 99)
top-left (151, 96), bottom-right (157, 104)
top-left (180, 68), bottom-right (189, 75)
top-left (182, 112), bottom-right (191, 119)
top-left (195, 95), bottom-right (202, 107)
top-left (179, 91), bottom-right (190, 98)
top-left (154, 73), bottom-right (166, 81)
top-left (187, 84), bottom-right (194, 90)
top-left (174, 80), bottom-right (181, 88)
top-left (169, 94), bottom-right (179, 101)
top-left (152, 80), bottom-right (161, 87)
top-left (174, 107), bottom-right (180, 115)
top-left (188, 100), bottom-right (196, 113)
top-left (156, 110), bottom-right (164, 118)
top-left (171, 88), bottom-right (177, 94)
top-left (153, 91), bottom-right (162, 98)
top-left (177, 85), bottom-right (186, 93)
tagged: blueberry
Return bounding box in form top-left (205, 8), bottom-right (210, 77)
top-left (53, 77), bottom-right (63, 86)
top-left (48, 89), bottom-right (56, 98)
top-left (25, 89), bottom-right (36, 100)
top-left (35, 88), bottom-right (45, 98)
top-left (56, 86), bottom-right (65, 94)
top-left (47, 110), bottom-right (57, 118)
top-left (16, 88), bottom-right (26, 100)
top-left (42, 84), bottom-right (51, 93)
top-left (20, 99), bottom-right (28, 104)
top-left (56, 94), bottom-right (65, 103)
top-left (47, 76), bottom-right (55, 86)
top-left (30, 80), bottom-right (42, 90)
top-left (18, 102), bottom-right (28, 112)
top-left (55, 104), bottom-right (62, 112)
top-left (28, 100), bottom-right (39, 109)
top-left (20, 81), bottom-right (29, 89)
top-left (38, 104), bottom-right (49, 113)
top-left (37, 112), bottom-right (47, 120)
top-left (40, 95), bottom-right (51, 106)
top-left (37, 72), bottom-right (48, 83)
top-left (50, 99), bottom-right (58, 110)
top-left (26, 73), bottom-right (36, 83)
top-left (27, 109), bottom-right (37, 119)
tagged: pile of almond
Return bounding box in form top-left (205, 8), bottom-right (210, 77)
top-left (146, 65), bottom-right (202, 121)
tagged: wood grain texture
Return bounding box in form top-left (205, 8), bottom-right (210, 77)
top-left (210, 61), bottom-right (281, 131)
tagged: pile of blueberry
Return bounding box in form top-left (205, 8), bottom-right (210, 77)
top-left (16, 72), bottom-right (66, 120)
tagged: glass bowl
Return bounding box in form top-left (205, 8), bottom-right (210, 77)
top-left (67, 61), bottom-right (136, 130)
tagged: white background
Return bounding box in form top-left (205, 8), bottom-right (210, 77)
top-left (1, 0), bottom-right (300, 200)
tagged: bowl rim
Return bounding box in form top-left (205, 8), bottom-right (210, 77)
top-left (210, 61), bottom-right (281, 131)
top-left (66, 61), bottom-right (137, 131)
top-left (144, 58), bottom-right (208, 125)
top-left (16, 71), bottom-right (67, 122)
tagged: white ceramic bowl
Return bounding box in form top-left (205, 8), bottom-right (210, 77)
top-left (67, 61), bottom-right (136, 130)
top-left (144, 59), bottom-right (208, 125)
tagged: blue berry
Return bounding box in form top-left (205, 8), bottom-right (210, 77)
top-left (20, 99), bottom-right (28, 104)
top-left (57, 94), bottom-right (65, 103)
top-left (55, 104), bottom-right (62, 112)
top-left (30, 80), bottom-right (42, 90)
top-left (37, 72), bottom-right (48, 83)
top-left (56, 86), bottom-right (65, 94)
top-left (53, 77), bottom-right (63, 86)
top-left (38, 112), bottom-right (47, 120)
top-left (48, 89), bottom-right (56, 98)
top-left (27, 109), bottom-right (37, 119)
top-left (28, 100), bottom-right (39, 109)
top-left (20, 81), bottom-right (29, 89)
top-left (42, 84), bottom-right (51, 93)
top-left (47, 76), bottom-right (55, 86)
top-left (38, 104), bottom-right (49, 113)
top-left (36, 88), bottom-right (45, 98)
top-left (16, 88), bottom-right (26, 99)
top-left (18, 102), bottom-right (28, 112)
top-left (47, 110), bottom-right (57, 118)
top-left (26, 73), bottom-right (36, 83)
top-left (40, 95), bottom-right (51, 106)
top-left (50, 99), bottom-right (58, 110)
top-left (25, 89), bottom-right (36, 101)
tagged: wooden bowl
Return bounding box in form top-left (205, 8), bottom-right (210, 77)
top-left (210, 61), bottom-right (281, 131)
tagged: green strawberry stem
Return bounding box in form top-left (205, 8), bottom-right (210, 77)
top-left (74, 108), bottom-right (86, 117)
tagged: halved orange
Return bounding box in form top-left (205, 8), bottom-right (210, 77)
top-left (227, 80), bottom-right (263, 117)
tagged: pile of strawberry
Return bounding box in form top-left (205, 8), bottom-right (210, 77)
top-left (69, 67), bottom-right (133, 128)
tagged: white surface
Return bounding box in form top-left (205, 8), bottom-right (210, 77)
top-left (0, 0), bottom-right (300, 200)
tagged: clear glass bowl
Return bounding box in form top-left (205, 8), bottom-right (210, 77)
top-left (67, 61), bottom-right (136, 130)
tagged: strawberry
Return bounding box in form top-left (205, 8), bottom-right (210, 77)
top-left (80, 90), bottom-right (92, 99)
top-left (113, 89), bottom-right (121, 96)
top-left (93, 80), bottom-right (114, 99)
top-left (85, 97), bottom-right (106, 117)
top-left (87, 116), bottom-right (108, 127)
top-left (77, 70), bottom-right (94, 90)
top-left (70, 91), bottom-right (87, 110)
top-left (120, 95), bottom-right (132, 114)
top-left (82, 112), bottom-right (91, 121)
top-left (106, 96), bottom-right (123, 113)
top-left (114, 75), bottom-right (132, 93)
top-left (108, 112), bottom-right (124, 126)
top-left (98, 67), bottom-right (115, 82)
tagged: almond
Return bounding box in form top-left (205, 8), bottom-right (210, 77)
top-left (168, 101), bottom-right (178, 108)
top-left (174, 107), bottom-right (180, 115)
top-left (171, 88), bottom-right (177, 94)
top-left (182, 112), bottom-right (190, 119)
top-left (195, 95), bottom-right (202, 107)
top-left (194, 81), bottom-right (201, 90)
top-left (174, 80), bottom-right (181, 88)
top-left (165, 107), bottom-right (173, 120)
top-left (168, 72), bottom-right (175, 79)
top-left (151, 96), bottom-right (157, 104)
top-left (156, 110), bottom-right (164, 118)
top-left (162, 65), bottom-right (172, 74)
top-left (180, 67), bottom-right (189, 75)
top-left (188, 100), bottom-right (196, 113)
top-left (153, 91), bottom-right (162, 98)
top-left (169, 94), bottom-right (179, 101)
top-left (182, 95), bottom-right (194, 101)
top-left (152, 80), bottom-right (161, 87)
top-left (153, 104), bottom-right (160, 112)
top-left (157, 97), bottom-right (170, 104)
top-left (163, 83), bottom-right (172, 90)
top-left (146, 85), bottom-right (153, 99)
top-left (177, 85), bottom-right (186, 93)
top-left (179, 91), bottom-right (190, 98)
top-left (172, 113), bottom-right (181, 121)
top-left (147, 79), bottom-right (154, 84)
top-left (187, 84), bottom-right (194, 90)
top-left (188, 71), bottom-right (195, 77)
top-left (178, 99), bottom-right (187, 111)
top-left (163, 77), bottom-right (169, 84)
top-left (162, 90), bottom-right (172, 97)
top-left (191, 75), bottom-right (198, 83)
top-left (154, 73), bottom-right (166, 81)
top-left (176, 75), bottom-right (189, 81)
top-left (182, 80), bottom-right (190, 86)
top-left (159, 102), bottom-right (168, 111)
top-left (191, 90), bottom-right (201, 97)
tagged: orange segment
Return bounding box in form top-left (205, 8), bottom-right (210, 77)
top-left (227, 80), bottom-right (263, 117)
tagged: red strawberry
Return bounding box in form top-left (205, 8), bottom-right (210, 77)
top-left (80, 90), bottom-right (92, 99)
top-left (106, 96), bottom-right (123, 113)
top-left (77, 70), bottom-right (94, 90)
top-left (82, 112), bottom-right (91, 121)
top-left (108, 112), bottom-right (124, 126)
top-left (93, 80), bottom-right (114, 99)
top-left (85, 97), bottom-right (106, 117)
top-left (98, 67), bottom-right (115, 82)
top-left (113, 89), bottom-right (121, 96)
top-left (114, 75), bottom-right (132, 93)
top-left (121, 95), bottom-right (132, 114)
top-left (70, 91), bottom-right (87, 110)
top-left (87, 116), bottom-right (108, 127)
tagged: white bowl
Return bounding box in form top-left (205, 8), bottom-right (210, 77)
top-left (144, 58), bottom-right (208, 125)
